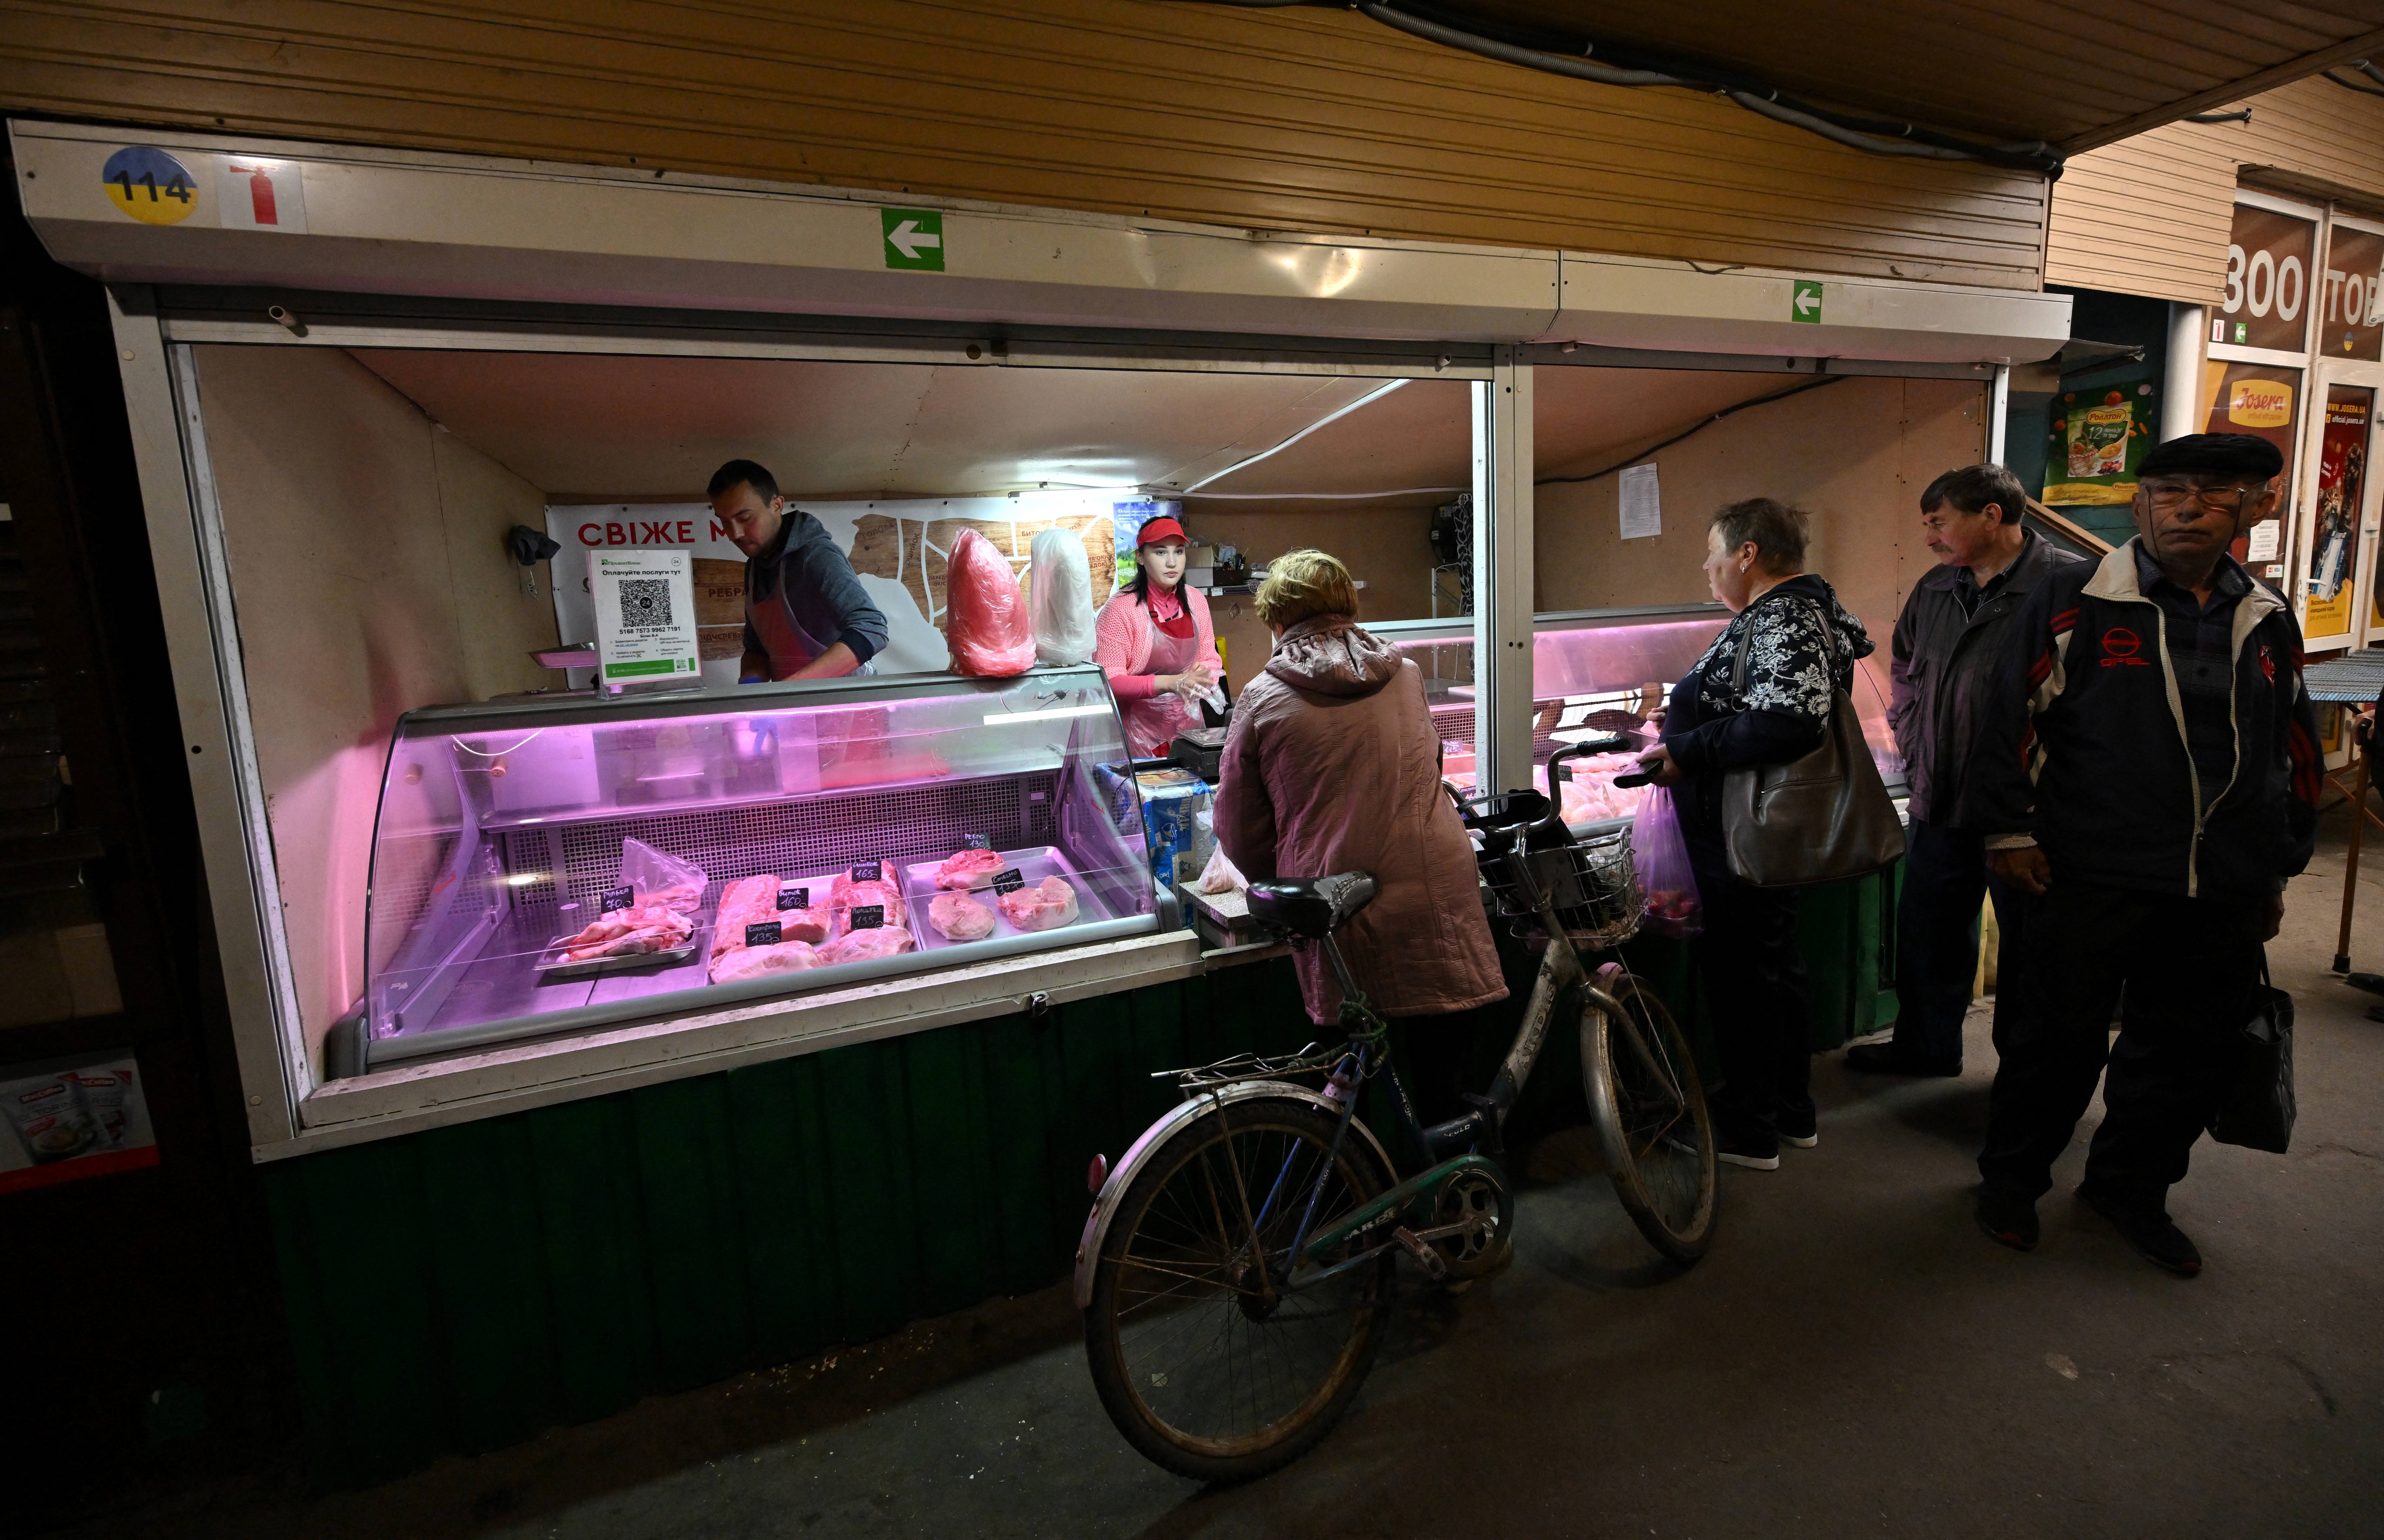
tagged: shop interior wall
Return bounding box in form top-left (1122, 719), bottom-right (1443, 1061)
top-left (0, 2), bottom-right (2049, 290)
top-left (1180, 503), bottom-right (1440, 686)
top-left (1533, 374), bottom-right (1988, 662)
top-left (192, 344), bottom-right (557, 1064)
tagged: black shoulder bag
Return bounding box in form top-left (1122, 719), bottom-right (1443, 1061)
top-left (2207, 959), bottom-right (2295, 1153)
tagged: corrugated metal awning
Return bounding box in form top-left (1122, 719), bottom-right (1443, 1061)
top-left (1463, 0), bottom-right (2384, 150)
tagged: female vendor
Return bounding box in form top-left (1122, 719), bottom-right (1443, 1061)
top-left (1093, 515), bottom-right (1224, 758)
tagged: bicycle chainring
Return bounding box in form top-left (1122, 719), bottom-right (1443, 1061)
top-left (1431, 1166), bottom-right (1513, 1280)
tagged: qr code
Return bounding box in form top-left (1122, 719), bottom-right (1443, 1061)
top-left (617, 577), bottom-right (673, 631)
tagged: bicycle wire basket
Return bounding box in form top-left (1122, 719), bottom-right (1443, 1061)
top-left (1480, 826), bottom-right (1644, 950)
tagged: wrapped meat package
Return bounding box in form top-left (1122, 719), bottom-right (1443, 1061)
top-left (943, 527), bottom-right (1037, 677)
top-left (620, 837), bottom-right (706, 914)
top-left (1028, 525), bottom-right (1097, 665)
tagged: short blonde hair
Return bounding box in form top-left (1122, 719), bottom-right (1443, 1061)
top-left (1254, 549), bottom-right (1359, 630)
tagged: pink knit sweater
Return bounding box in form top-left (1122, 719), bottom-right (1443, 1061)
top-left (1094, 584), bottom-right (1223, 701)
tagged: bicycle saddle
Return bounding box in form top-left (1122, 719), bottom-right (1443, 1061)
top-left (1246, 873), bottom-right (1379, 939)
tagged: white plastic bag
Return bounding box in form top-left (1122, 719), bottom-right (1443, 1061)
top-left (1028, 526), bottom-right (1098, 666)
top-left (620, 836), bottom-right (706, 914)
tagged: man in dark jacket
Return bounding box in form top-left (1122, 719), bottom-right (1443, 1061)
top-left (710, 458), bottom-right (890, 680)
top-left (1970, 434), bottom-right (2320, 1276)
top-left (1852, 464), bottom-right (2084, 1077)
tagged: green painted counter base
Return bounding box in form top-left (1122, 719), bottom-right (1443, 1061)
top-left (267, 869), bottom-right (1897, 1488)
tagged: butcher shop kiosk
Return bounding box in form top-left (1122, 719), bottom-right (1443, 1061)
top-left (13, 117), bottom-right (2065, 1481)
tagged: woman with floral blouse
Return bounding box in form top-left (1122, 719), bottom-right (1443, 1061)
top-left (1634, 498), bottom-right (1875, 1170)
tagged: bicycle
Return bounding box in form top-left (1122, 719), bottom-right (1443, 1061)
top-left (1074, 740), bottom-right (1717, 1483)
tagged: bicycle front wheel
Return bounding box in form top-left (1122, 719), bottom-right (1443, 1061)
top-left (1083, 1095), bottom-right (1395, 1484)
top-left (1582, 973), bottom-right (1718, 1262)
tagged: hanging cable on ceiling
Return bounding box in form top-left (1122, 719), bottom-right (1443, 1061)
top-left (1154, 0), bottom-right (2064, 174)
top-left (2324, 60), bottom-right (2384, 98)
top-left (1535, 375), bottom-right (1851, 487)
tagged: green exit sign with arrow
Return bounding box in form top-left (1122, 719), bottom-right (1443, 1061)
top-left (1791, 279), bottom-right (1823, 323)
top-left (882, 208), bottom-right (945, 271)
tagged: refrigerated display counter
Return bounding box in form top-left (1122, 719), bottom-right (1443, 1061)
top-left (1374, 604), bottom-right (1906, 832)
top-left (333, 664), bottom-right (1161, 1073)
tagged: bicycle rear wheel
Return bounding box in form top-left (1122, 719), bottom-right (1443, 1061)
top-left (1582, 973), bottom-right (1717, 1262)
top-left (1083, 1095), bottom-right (1395, 1483)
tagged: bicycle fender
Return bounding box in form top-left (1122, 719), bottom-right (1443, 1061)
top-left (1072, 1081), bottom-right (1395, 1313)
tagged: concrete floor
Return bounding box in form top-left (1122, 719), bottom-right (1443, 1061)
top-left (90, 836), bottom-right (2384, 1540)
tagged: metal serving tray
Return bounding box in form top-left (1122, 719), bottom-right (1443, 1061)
top-left (900, 845), bottom-right (1112, 950)
top-left (532, 925), bottom-right (701, 980)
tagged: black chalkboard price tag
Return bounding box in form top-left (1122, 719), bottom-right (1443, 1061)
top-left (964, 833), bottom-right (993, 850)
top-left (850, 861), bottom-right (883, 883)
top-left (744, 920), bottom-right (782, 947)
top-left (991, 868), bottom-right (1026, 895)
top-left (776, 885), bottom-right (810, 911)
top-left (849, 905), bottom-right (886, 930)
top-left (601, 885), bottom-right (635, 912)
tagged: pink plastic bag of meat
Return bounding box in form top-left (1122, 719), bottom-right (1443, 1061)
top-left (943, 528), bottom-right (1036, 677)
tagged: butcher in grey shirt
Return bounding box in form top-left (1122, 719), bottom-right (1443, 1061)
top-left (708, 458), bottom-right (890, 680)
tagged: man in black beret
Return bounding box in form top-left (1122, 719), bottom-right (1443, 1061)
top-left (1968, 433), bottom-right (2319, 1275)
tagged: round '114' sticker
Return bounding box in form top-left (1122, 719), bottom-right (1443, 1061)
top-left (102, 147), bottom-right (199, 226)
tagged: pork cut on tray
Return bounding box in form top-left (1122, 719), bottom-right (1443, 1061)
top-left (932, 847), bottom-right (1007, 890)
top-left (558, 903), bottom-right (694, 962)
top-left (927, 890), bottom-right (996, 942)
top-left (818, 925), bottom-right (916, 964)
top-left (996, 875), bottom-right (1080, 932)
top-left (709, 940), bottom-right (821, 984)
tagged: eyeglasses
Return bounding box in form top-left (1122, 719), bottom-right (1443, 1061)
top-left (2140, 478), bottom-right (2267, 513)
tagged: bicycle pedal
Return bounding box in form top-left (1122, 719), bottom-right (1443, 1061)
top-left (1393, 1226), bottom-right (1449, 1282)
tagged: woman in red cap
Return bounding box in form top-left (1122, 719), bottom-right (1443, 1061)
top-left (1094, 515), bottom-right (1223, 758)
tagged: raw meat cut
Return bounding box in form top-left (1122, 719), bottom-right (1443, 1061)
top-left (773, 906), bottom-right (832, 946)
top-left (996, 875), bottom-right (1080, 932)
top-left (928, 891), bottom-right (996, 942)
top-left (943, 527), bottom-right (1036, 677)
top-left (557, 903), bottom-right (694, 962)
top-left (933, 847), bottom-right (1006, 890)
top-left (829, 867), bottom-right (909, 935)
top-left (709, 940), bottom-right (821, 984)
top-left (710, 874), bottom-right (783, 960)
top-left (817, 926), bottom-right (916, 965)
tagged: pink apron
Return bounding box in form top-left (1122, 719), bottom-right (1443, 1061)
top-left (1122, 607), bottom-right (1197, 758)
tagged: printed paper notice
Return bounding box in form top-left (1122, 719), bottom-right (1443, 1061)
top-left (1619, 464), bottom-right (1661, 540)
top-left (2246, 520), bottom-right (2281, 562)
top-left (590, 549), bottom-right (700, 683)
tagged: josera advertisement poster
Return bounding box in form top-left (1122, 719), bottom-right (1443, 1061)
top-left (2041, 379), bottom-right (2156, 506)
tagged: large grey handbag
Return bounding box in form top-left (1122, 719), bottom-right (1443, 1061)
top-left (1721, 600), bottom-right (1906, 888)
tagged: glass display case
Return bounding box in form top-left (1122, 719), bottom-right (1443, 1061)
top-left (340, 665), bottom-right (1157, 1072)
top-left (1374, 605), bottom-right (1905, 832)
